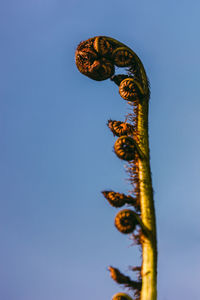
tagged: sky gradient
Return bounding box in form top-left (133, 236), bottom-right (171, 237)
top-left (1, 1), bottom-right (200, 299)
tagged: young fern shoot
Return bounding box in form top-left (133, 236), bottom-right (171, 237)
top-left (75, 36), bottom-right (157, 300)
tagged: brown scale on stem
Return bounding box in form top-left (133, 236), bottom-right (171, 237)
top-left (111, 74), bottom-right (132, 86)
top-left (130, 229), bottom-right (143, 246)
top-left (126, 101), bottom-right (140, 142)
top-left (130, 266), bottom-right (142, 281)
top-left (126, 156), bottom-right (140, 205)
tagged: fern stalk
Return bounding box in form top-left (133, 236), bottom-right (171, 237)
top-left (75, 36), bottom-right (157, 300)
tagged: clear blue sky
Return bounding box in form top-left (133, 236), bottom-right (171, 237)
top-left (1, 1), bottom-right (200, 299)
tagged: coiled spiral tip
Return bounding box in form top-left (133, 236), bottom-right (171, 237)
top-left (93, 36), bottom-right (113, 56)
top-left (75, 37), bottom-right (115, 81)
top-left (107, 120), bottom-right (134, 137)
top-left (112, 47), bottom-right (134, 67)
top-left (114, 136), bottom-right (136, 161)
top-left (112, 293), bottom-right (133, 300)
top-left (115, 209), bottom-right (138, 234)
top-left (119, 78), bottom-right (139, 101)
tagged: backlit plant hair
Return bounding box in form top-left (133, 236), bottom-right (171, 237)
top-left (75, 36), bottom-right (157, 300)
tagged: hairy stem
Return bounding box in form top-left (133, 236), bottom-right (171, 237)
top-left (75, 36), bottom-right (157, 300)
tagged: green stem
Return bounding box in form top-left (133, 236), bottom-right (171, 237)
top-left (138, 98), bottom-right (157, 300)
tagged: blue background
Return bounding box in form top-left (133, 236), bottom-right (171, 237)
top-left (1, 0), bottom-right (200, 299)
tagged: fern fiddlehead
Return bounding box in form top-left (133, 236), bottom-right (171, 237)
top-left (75, 36), bottom-right (157, 300)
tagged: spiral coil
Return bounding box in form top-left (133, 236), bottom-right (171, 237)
top-left (112, 293), bottom-right (133, 300)
top-left (114, 136), bottom-right (136, 161)
top-left (119, 78), bottom-right (139, 101)
top-left (75, 39), bottom-right (115, 81)
top-left (107, 120), bottom-right (134, 137)
top-left (115, 209), bottom-right (138, 234)
top-left (112, 47), bottom-right (134, 67)
top-left (93, 36), bottom-right (113, 56)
